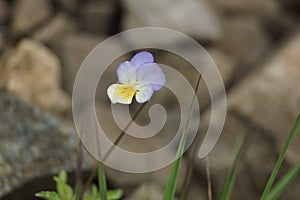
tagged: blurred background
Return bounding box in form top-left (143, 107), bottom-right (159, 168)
top-left (0, 0), bottom-right (300, 199)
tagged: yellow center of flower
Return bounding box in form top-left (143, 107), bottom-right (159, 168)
top-left (115, 84), bottom-right (137, 100)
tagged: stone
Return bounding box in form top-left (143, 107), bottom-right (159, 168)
top-left (192, 29), bottom-right (300, 199)
top-left (0, 39), bottom-right (70, 113)
top-left (195, 110), bottom-right (275, 199)
top-left (80, 1), bottom-right (118, 34)
top-left (122, 0), bottom-right (221, 42)
top-left (228, 30), bottom-right (300, 164)
top-left (217, 16), bottom-right (269, 62)
top-left (209, 0), bottom-right (279, 18)
top-left (56, 32), bottom-right (126, 94)
top-left (55, 32), bottom-right (104, 94)
top-left (11, 0), bottom-right (52, 36)
top-left (33, 13), bottom-right (77, 46)
top-left (0, 93), bottom-right (93, 198)
top-left (158, 48), bottom-right (236, 108)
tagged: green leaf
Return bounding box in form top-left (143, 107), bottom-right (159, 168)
top-left (260, 113), bottom-right (300, 200)
top-left (266, 162), bottom-right (300, 200)
top-left (54, 170), bottom-right (74, 200)
top-left (82, 188), bottom-right (123, 200)
top-left (92, 185), bottom-right (99, 198)
top-left (35, 191), bottom-right (60, 200)
top-left (218, 134), bottom-right (244, 200)
top-left (163, 76), bottom-right (201, 200)
top-left (107, 189), bottom-right (123, 200)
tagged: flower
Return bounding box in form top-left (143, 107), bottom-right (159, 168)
top-left (107, 51), bottom-right (166, 104)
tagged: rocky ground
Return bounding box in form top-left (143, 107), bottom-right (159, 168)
top-left (0, 0), bottom-right (300, 199)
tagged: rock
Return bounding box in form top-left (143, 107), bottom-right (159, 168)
top-left (193, 29), bottom-right (300, 199)
top-left (122, 0), bottom-right (221, 42)
top-left (56, 32), bottom-right (126, 94)
top-left (158, 48), bottom-right (236, 108)
top-left (55, 32), bottom-right (104, 94)
top-left (217, 16), bottom-right (269, 62)
top-left (228, 30), bottom-right (300, 164)
top-left (124, 182), bottom-right (165, 200)
top-left (209, 0), bottom-right (279, 18)
top-left (11, 0), bottom-right (52, 36)
top-left (33, 13), bottom-right (77, 46)
top-left (80, 1), bottom-right (118, 34)
top-left (0, 39), bottom-right (70, 113)
top-left (0, 93), bottom-right (93, 198)
top-left (195, 110), bottom-right (276, 199)
top-left (0, 0), bottom-right (9, 23)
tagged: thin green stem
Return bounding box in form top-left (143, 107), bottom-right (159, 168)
top-left (163, 75), bottom-right (202, 200)
top-left (83, 103), bottom-right (148, 191)
top-left (98, 161), bottom-right (107, 200)
top-left (260, 113), bottom-right (300, 199)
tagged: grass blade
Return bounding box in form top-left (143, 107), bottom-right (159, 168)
top-left (266, 162), bottom-right (300, 200)
top-left (163, 75), bottom-right (201, 200)
top-left (218, 134), bottom-right (244, 200)
top-left (98, 161), bottom-right (108, 200)
top-left (260, 113), bottom-right (300, 200)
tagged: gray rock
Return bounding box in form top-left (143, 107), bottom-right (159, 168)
top-left (217, 16), bottom-right (269, 63)
top-left (193, 29), bottom-right (300, 199)
top-left (195, 113), bottom-right (266, 199)
top-left (11, 0), bottom-right (53, 36)
top-left (55, 32), bottom-right (104, 94)
top-left (56, 32), bottom-right (126, 94)
top-left (158, 48), bottom-right (236, 108)
top-left (0, 39), bottom-right (71, 113)
top-left (80, 1), bottom-right (118, 34)
top-left (122, 0), bottom-right (221, 42)
top-left (0, 93), bottom-right (92, 198)
top-left (209, 0), bottom-right (279, 18)
top-left (228, 30), bottom-right (300, 164)
top-left (33, 13), bottom-right (77, 46)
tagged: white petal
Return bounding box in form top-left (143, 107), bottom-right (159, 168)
top-left (131, 51), bottom-right (154, 67)
top-left (136, 63), bottom-right (166, 91)
top-left (107, 84), bottom-right (136, 104)
top-left (135, 85), bottom-right (154, 103)
top-left (116, 61), bottom-right (138, 84)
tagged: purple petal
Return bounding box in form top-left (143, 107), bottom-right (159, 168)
top-left (116, 61), bottom-right (138, 84)
top-left (130, 51), bottom-right (154, 67)
top-left (136, 63), bottom-right (166, 91)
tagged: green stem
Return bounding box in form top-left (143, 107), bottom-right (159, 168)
top-left (260, 113), bottom-right (300, 199)
top-left (98, 161), bottom-right (108, 200)
top-left (83, 103), bottom-right (148, 191)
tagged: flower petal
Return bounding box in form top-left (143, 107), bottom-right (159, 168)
top-left (135, 85), bottom-right (154, 103)
top-left (130, 51), bottom-right (154, 67)
top-left (107, 84), bottom-right (136, 104)
top-left (116, 61), bottom-right (138, 84)
top-left (136, 63), bottom-right (166, 91)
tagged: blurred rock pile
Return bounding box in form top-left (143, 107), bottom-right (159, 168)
top-left (0, 0), bottom-right (299, 199)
